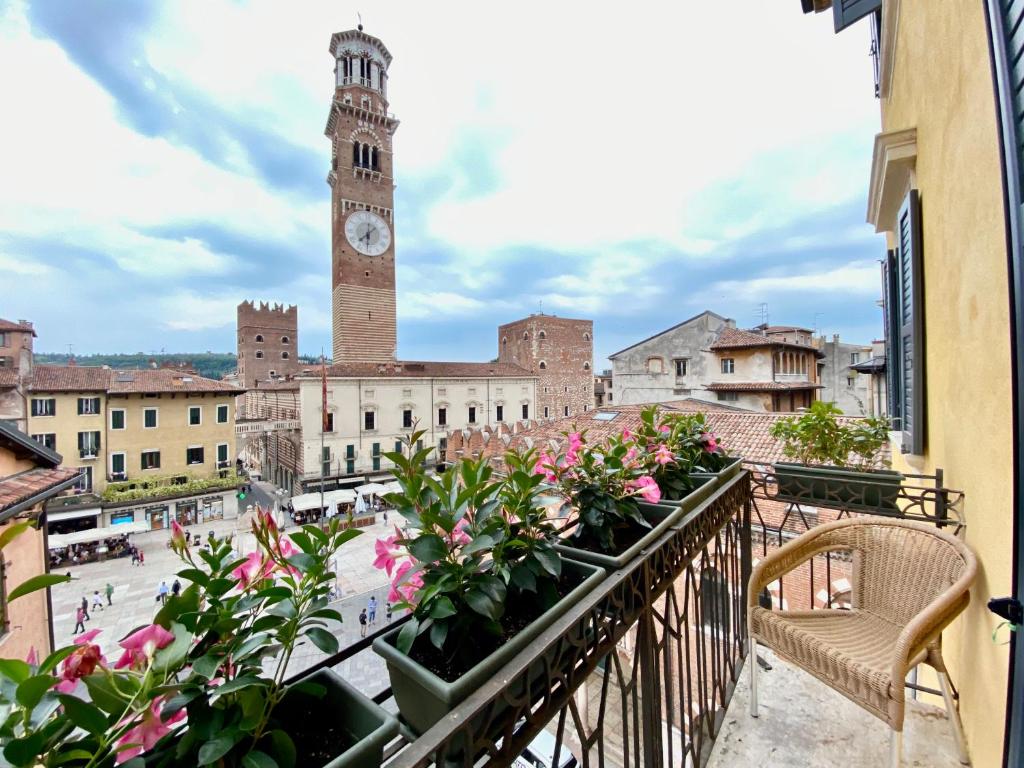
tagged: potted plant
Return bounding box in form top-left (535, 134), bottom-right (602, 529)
top-left (769, 401), bottom-right (900, 512)
top-left (0, 511), bottom-right (396, 768)
top-left (371, 433), bottom-right (604, 738)
top-left (633, 406), bottom-right (738, 501)
top-left (536, 428), bottom-right (685, 569)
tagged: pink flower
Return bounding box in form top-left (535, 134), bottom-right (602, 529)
top-left (533, 452), bottom-right (558, 483)
top-left (388, 560), bottom-right (423, 604)
top-left (633, 476), bottom-right (662, 504)
top-left (701, 432), bottom-right (719, 453)
top-left (258, 506), bottom-right (278, 534)
top-left (231, 551), bottom-right (274, 589)
top-left (115, 696), bottom-right (186, 764)
top-left (659, 425), bottom-right (671, 434)
top-left (564, 448), bottom-right (579, 467)
top-left (622, 429), bottom-right (633, 440)
top-left (25, 647), bottom-right (38, 667)
top-left (624, 446), bottom-right (638, 463)
top-left (373, 534), bottom-right (403, 576)
top-left (114, 624), bottom-right (175, 671)
top-left (56, 630), bottom-right (106, 693)
top-left (449, 518), bottom-right (471, 547)
top-left (169, 520), bottom-right (187, 552)
top-left (655, 445), bottom-right (675, 465)
top-left (567, 432), bottom-right (584, 451)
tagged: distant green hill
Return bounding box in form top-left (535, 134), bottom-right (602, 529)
top-left (34, 353), bottom-right (325, 381)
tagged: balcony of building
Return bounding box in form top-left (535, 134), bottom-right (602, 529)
top-left (291, 465), bottom-right (975, 767)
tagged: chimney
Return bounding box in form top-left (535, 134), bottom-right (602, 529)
top-left (833, 334), bottom-right (840, 344)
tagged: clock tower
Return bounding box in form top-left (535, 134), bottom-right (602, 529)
top-left (325, 27), bottom-right (399, 362)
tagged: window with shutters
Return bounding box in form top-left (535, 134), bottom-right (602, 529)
top-left (402, 409), bottom-right (413, 428)
top-left (31, 398), bottom-right (55, 417)
top-left (372, 442), bottom-right (381, 471)
top-left (883, 189), bottom-right (924, 454)
top-left (110, 409), bottom-right (126, 430)
top-left (78, 397), bottom-right (101, 415)
top-left (522, 403), bottom-right (529, 419)
top-left (496, 405), bottom-right (504, 422)
top-left (831, 0), bottom-right (881, 33)
top-left (78, 431), bottom-right (100, 458)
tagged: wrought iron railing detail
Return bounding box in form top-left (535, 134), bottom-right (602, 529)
top-left (289, 472), bottom-right (752, 767)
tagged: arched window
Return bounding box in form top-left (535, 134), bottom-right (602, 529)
top-left (281, 336), bottom-right (290, 344)
top-left (583, 362), bottom-right (591, 370)
top-left (352, 142), bottom-right (360, 167)
top-left (255, 351), bottom-right (264, 359)
top-left (584, 332), bottom-right (591, 341)
top-left (538, 330), bottom-right (546, 339)
top-left (522, 331), bottom-right (529, 340)
top-left (255, 334), bottom-right (264, 343)
top-left (361, 144), bottom-right (370, 168)
top-left (647, 357), bottom-right (664, 374)
top-left (371, 147), bottom-right (379, 171)
top-left (539, 361), bottom-right (547, 370)
top-left (281, 352), bottom-right (289, 360)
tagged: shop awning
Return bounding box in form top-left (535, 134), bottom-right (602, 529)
top-left (47, 506), bottom-right (102, 522)
top-left (381, 481), bottom-right (403, 496)
top-left (48, 521), bottom-right (150, 549)
top-left (354, 483), bottom-right (388, 497)
top-left (290, 489), bottom-right (357, 512)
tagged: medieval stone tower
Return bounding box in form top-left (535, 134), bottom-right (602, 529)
top-left (325, 27), bottom-right (399, 363)
top-left (237, 301), bottom-right (299, 388)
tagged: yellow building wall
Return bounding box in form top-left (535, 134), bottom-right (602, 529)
top-left (106, 393), bottom-right (237, 483)
top-left (25, 392), bottom-right (105, 490)
top-left (0, 517), bottom-right (52, 660)
top-left (883, 2), bottom-right (1013, 764)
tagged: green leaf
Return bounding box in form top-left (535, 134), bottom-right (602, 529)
top-left (409, 534), bottom-right (447, 563)
top-left (429, 620), bottom-right (448, 650)
top-left (534, 547), bottom-right (562, 577)
top-left (7, 573), bottom-right (70, 602)
top-left (268, 599), bottom-right (297, 619)
top-left (464, 589), bottom-right (498, 620)
top-left (162, 689), bottom-right (200, 718)
top-left (266, 729), bottom-right (296, 768)
top-left (198, 734), bottom-right (238, 765)
top-left (308, 608), bottom-right (343, 623)
top-left (510, 564), bottom-right (537, 592)
top-left (254, 586), bottom-right (291, 601)
top-left (460, 534), bottom-right (495, 558)
top-left (38, 646), bottom-right (76, 676)
top-left (396, 617), bottom-right (419, 654)
top-left (0, 522), bottom-right (32, 552)
top-left (287, 680), bottom-right (326, 699)
top-left (83, 673), bottom-right (134, 714)
top-left (210, 676), bottom-right (268, 697)
top-left (176, 568), bottom-right (210, 587)
top-left (15, 675), bottom-right (56, 711)
top-left (285, 552), bottom-right (317, 574)
top-left (477, 577), bottom-right (507, 605)
top-left (3, 731), bottom-right (44, 766)
top-left (155, 584), bottom-right (201, 628)
top-left (152, 622), bottom-right (191, 674)
top-left (243, 750), bottom-right (279, 768)
top-left (191, 654), bottom-right (223, 680)
top-left (57, 694), bottom-right (109, 734)
top-left (305, 627), bottom-right (339, 655)
top-left (0, 659), bottom-right (30, 684)
top-left (233, 633), bottom-right (272, 661)
top-left (50, 749), bottom-right (95, 765)
top-left (428, 595), bottom-right (457, 619)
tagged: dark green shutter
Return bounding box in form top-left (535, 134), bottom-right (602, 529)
top-left (832, 0), bottom-right (881, 32)
top-left (882, 249), bottom-right (900, 422)
top-left (895, 189), bottom-right (925, 454)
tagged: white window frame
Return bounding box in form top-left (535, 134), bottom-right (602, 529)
top-left (216, 404), bottom-right (229, 424)
top-left (721, 358), bottom-right (735, 374)
top-left (143, 407), bottom-right (159, 429)
top-left (186, 444), bottom-right (205, 465)
top-left (31, 398), bottom-right (55, 417)
top-left (110, 408), bottom-right (126, 431)
top-left (109, 451), bottom-right (127, 476)
top-left (31, 433), bottom-right (56, 451)
top-left (188, 405), bottom-right (202, 426)
top-left (141, 449), bottom-right (161, 471)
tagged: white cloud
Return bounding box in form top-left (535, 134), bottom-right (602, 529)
top-left (0, 253), bottom-right (52, 276)
top-left (399, 291), bottom-right (514, 321)
top-left (709, 260), bottom-right (882, 300)
top-left (157, 291), bottom-right (242, 331)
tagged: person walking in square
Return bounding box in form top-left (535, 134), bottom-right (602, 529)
top-left (358, 609), bottom-right (368, 637)
top-left (73, 606), bottom-right (86, 635)
top-left (385, 601), bottom-right (393, 624)
top-left (80, 595), bottom-right (90, 622)
top-left (105, 582), bottom-right (114, 606)
top-left (157, 581), bottom-right (169, 604)
top-left (171, 579), bottom-right (181, 598)
top-left (91, 590), bottom-right (104, 613)
top-left (367, 595), bottom-right (377, 625)
top-left (138, 550), bottom-right (145, 566)
top-left (130, 548), bottom-right (138, 566)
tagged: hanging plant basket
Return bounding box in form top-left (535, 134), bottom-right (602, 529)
top-left (274, 668), bottom-right (398, 768)
top-left (772, 463), bottom-right (903, 513)
top-left (372, 558), bottom-right (604, 740)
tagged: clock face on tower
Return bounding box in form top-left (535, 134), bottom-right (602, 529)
top-left (344, 210), bottom-right (392, 256)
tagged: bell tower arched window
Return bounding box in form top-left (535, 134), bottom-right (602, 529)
top-left (352, 142), bottom-right (360, 167)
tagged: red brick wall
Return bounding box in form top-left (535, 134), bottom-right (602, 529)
top-left (237, 301), bottom-right (298, 388)
top-left (498, 316), bottom-right (594, 420)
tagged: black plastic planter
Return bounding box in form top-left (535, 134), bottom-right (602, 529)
top-left (772, 462), bottom-right (904, 513)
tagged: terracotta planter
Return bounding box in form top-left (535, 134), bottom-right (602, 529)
top-left (772, 462), bottom-right (903, 513)
top-left (372, 558), bottom-right (604, 737)
top-left (276, 668), bottom-right (398, 768)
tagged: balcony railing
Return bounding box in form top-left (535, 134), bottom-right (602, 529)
top-left (291, 470), bottom-right (753, 767)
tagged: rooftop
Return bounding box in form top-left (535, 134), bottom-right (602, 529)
top-left (0, 318), bottom-right (36, 336)
top-left (0, 369), bottom-right (17, 389)
top-left (0, 467), bottom-right (81, 517)
top-left (705, 380), bottom-right (824, 391)
top-left (27, 365), bottom-right (243, 395)
top-left (301, 360), bottom-right (534, 379)
top-left (710, 326), bottom-right (824, 355)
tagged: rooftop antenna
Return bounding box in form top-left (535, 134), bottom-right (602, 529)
top-left (538, 300), bottom-right (543, 315)
top-left (357, 12), bottom-right (363, 31)
top-left (66, 343), bottom-right (74, 357)
top-left (754, 303), bottom-right (769, 327)
top-left (812, 312), bottom-right (824, 335)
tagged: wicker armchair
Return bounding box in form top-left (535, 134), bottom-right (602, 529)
top-left (747, 518), bottom-right (977, 767)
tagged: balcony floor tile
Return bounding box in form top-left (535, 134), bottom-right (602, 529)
top-left (708, 650), bottom-right (965, 768)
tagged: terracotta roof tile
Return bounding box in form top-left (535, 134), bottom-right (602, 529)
top-left (710, 326), bottom-right (822, 355)
top-left (308, 360), bottom-right (534, 379)
top-left (0, 369), bottom-right (17, 389)
top-left (0, 468), bottom-right (80, 513)
top-left (0, 318), bottom-right (36, 336)
top-left (705, 381), bottom-right (824, 391)
top-left (27, 365), bottom-right (242, 394)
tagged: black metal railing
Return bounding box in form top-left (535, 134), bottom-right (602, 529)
top-left (290, 471), bottom-right (753, 767)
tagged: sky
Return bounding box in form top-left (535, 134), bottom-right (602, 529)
top-left (0, 1), bottom-right (884, 368)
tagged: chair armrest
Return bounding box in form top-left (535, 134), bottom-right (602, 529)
top-left (748, 524), bottom-right (854, 610)
top-left (889, 582), bottom-right (972, 697)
